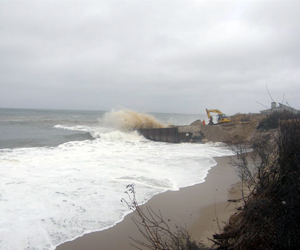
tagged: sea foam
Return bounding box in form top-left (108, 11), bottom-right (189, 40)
top-left (0, 109), bottom-right (234, 250)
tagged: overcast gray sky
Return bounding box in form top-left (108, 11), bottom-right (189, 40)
top-left (0, 0), bottom-right (299, 114)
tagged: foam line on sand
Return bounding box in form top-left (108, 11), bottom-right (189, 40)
top-left (56, 156), bottom-right (241, 250)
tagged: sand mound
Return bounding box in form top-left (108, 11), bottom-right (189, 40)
top-left (189, 113), bottom-right (265, 143)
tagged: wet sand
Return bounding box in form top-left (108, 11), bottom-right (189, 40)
top-left (56, 156), bottom-right (241, 250)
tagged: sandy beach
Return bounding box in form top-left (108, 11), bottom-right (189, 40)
top-left (56, 155), bottom-right (241, 250)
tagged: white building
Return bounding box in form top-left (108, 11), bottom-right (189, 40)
top-left (260, 102), bottom-right (300, 115)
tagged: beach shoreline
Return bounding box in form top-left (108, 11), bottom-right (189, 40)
top-left (56, 155), bottom-right (241, 250)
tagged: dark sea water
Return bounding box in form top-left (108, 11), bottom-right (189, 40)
top-left (0, 108), bottom-right (104, 149)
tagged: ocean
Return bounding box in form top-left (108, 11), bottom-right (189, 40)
top-left (0, 108), bottom-right (233, 250)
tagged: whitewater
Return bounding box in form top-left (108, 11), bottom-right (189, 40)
top-left (0, 108), bottom-right (234, 250)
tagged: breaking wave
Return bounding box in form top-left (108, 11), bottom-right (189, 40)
top-left (101, 109), bottom-right (166, 131)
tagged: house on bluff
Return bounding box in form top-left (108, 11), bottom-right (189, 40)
top-left (261, 102), bottom-right (300, 115)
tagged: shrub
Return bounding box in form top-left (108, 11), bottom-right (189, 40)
top-left (257, 111), bottom-right (300, 130)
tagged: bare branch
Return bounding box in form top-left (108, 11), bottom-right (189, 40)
top-left (266, 83), bottom-right (275, 102)
top-left (256, 101), bottom-right (269, 109)
top-left (122, 184), bottom-right (206, 250)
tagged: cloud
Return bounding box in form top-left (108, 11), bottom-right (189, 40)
top-left (0, 0), bottom-right (299, 114)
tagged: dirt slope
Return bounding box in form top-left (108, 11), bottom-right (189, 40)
top-left (189, 113), bottom-right (265, 143)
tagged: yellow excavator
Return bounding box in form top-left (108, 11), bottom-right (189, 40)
top-left (206, 109), bottom-right (231, 125)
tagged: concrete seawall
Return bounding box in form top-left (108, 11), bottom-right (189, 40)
top-left (138, 121), bottom-right (230, 143)
top-left (138, 127), bottom-right (192, 143)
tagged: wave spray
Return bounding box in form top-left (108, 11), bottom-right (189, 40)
top-left (102, 109), bottom-right (166, 131)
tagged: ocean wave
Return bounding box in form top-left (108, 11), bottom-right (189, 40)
top-left (94, 130), bottom-right (147, 142)
top-left (55, 124), bottom-right (147, 142)
top-left (54, 124), bottom-right (91, 132)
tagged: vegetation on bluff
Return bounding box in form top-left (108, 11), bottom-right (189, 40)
top-left (214, 113), bottom-right (300, 249)
top-left (257, 111), bottom-right (300, 130)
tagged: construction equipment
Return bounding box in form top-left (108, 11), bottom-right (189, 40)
top-left (206, 109), bottom-right (231, 125)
